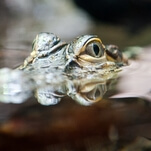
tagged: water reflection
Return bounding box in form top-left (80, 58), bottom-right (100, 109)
top-left (0, 67), bottom-right (117, 105)
top-left (0, 68), bottom-right (35, 103)
top-left (66, 78), bottom-right (109, 105)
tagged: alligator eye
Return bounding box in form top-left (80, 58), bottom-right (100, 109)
top-left (85, 42), bottom-right (104, 58)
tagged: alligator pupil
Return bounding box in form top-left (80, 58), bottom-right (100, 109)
top-left (93, 44), bottom-right (100, 56)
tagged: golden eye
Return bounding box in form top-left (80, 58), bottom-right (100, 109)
top-left (85, 42), bottom-right (104, 58)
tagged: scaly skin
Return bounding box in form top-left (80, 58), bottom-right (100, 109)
top-left (19, 32), bottom-right (128, 77)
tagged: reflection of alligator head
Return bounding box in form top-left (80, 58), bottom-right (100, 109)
top-left (35, 72), bottom-right (117, 106)
top-left (0, 67), bottom-right (117, 105)
top-left (66, 78), bottom-right (108, 105)
top-left (0, 33), bottom-right (127, 105)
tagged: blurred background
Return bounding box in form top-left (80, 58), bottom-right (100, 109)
top-left (1, 0), bottom-right (151, 52)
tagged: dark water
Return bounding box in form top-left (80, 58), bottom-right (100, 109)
top-left (0, 1), bottom-right (151, 150)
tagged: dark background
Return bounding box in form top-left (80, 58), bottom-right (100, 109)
top-left (1, 0), bottom-right (151, 50)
